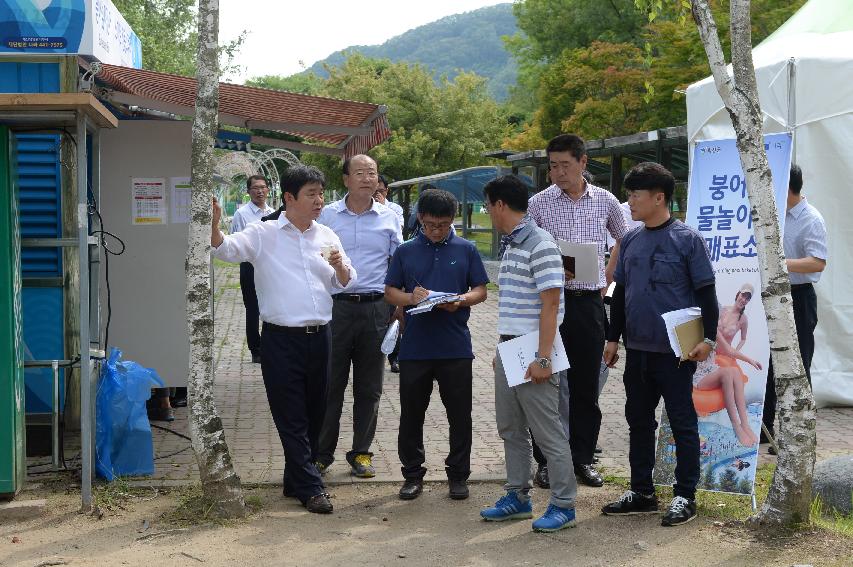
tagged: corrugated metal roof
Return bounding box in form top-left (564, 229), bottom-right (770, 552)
top-left (96, 64), bottom-right (390, 157)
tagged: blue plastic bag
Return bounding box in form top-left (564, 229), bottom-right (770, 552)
top-left (95, 348), bottom-right (164, 480)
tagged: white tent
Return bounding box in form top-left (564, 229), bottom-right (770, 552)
top-left (687, 0), bottom-right (853, 407)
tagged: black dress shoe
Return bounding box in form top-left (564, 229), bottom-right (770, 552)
top-left (533, 464), bottom-right (550, 489)
top-left (594, 446), bottom-right (603, 454)
top-left (390, 360), bottom-right (400, 373)
top-left (399, 480), bottom-right (423, 500)
top-left (305, 493), bottom-right (333, 513)
top-left (575, 464), bottom-right (604, 487)
top-left (449, 479), bottom-right (469, 500)
top-left (251, 352), bottom-right (261, 364)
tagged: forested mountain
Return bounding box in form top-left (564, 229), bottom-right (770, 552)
top-left (306, 3), bottom-right (517, 100)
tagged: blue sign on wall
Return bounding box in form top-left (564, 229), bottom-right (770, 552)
top-left (0, 0), bottom-right (141, 68)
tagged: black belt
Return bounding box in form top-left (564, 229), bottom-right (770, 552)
top-left (333, 292), bottom-right (385, 302)
top-left (263, 322), bottom-right (327, 334)
top-left (790, 283), bottom-right (813, 291)
top-left (564, 289), bottom-right (600, 297)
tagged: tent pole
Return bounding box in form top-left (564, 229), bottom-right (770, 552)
top-left (787, 57), bottom-right (797, 161)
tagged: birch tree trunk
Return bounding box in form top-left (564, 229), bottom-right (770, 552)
top-left (186, 0), bottom-right (245, 518)
top-left (690, 0), bottom-right (816, 525)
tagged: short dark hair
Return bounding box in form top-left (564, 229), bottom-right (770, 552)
top-left (246, 174), bottom-right (268, 191)
top-left (377, 173), bottom-right (389, 188)
top-left (546, 134), bottom-right (586, 161)
top-left (483, 175), bottom-right (529, 213)
top-left (623, 162), bottom-right (675, 203)
top-left (281, 165), bottom-right (325, 199)
top-left (342, 154), bottom-right (375, 175)
top-left (417, 189), bottom-right (457, 218)
top-left (789, 164), bottom-right (803, 194)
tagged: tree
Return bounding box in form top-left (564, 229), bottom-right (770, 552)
top-left (186, 0), bottom-right (245, 519)
top-left (719, 468), bottom-right (739, 493)
top-left (636, 0), bottom-right (816, 526)
top-left (257, 54), bottom-right (509, 191)
top-left (504, 0), bottom-right (804, 148)
top-left (113, 0), bottom-right (245, 76)
top-left (690, 0), bottom-right (815, 527)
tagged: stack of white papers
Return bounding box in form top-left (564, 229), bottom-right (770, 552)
top-left (661, 307), bottom-right (702, 359)
top-left (406, 291), bottom-right (463, 315)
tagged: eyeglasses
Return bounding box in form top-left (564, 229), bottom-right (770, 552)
top-left (348, 170), bottom-right (378, 179)
top-left (249, 185), bottom-right (268, 191)
top-left (422, 221), bottom-right (453, 231)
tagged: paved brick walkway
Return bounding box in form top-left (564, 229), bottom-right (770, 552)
top-left (150, 264), bottom-right (852, 486)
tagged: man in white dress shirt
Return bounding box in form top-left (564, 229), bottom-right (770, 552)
top-left (212, 165), bottom-right (356, 514)
top-left (230, 175), bottom-right (274, 363)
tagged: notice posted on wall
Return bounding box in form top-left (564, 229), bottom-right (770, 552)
top-left (170, 177), bottom-right (192, 224)
top-left (131, 178), bottom-right (167, 225)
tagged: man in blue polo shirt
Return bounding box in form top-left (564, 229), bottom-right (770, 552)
top-left (384, 189), bottom-right (489, 501)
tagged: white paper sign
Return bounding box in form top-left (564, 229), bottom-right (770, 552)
top-left (497, 331), bottom-right (570, 387)
top-left (131, 178), bottom-right (166, 225)
top-left (556, 240), bottom-right (599, 283)
top-left (170, 177), bottom-right (192, 224)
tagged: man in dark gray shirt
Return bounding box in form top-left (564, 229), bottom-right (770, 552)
top-left (602, 162), bottom-right (718, 527)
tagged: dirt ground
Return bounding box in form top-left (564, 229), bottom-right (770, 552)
top-left (2, 481), bottom-right (851, 567)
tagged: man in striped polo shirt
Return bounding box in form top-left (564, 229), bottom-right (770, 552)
top-left (479, 175), bottom-right (578, 533)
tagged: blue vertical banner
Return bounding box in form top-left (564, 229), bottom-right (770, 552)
top-left (653, 133), bottom-right (792, 495)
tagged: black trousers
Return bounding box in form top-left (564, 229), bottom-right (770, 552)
top-left (559, 291), bottom-right (605, 465)
top-left (260, 323), bottom-right (330, 504)
top-left (398, 358), bottom-right (473, 481)
top-left (762, 283), bottom-right (818, 437)
top-left (623, 349), bottom-right (699, 500)
top-left (240, 262), bottom-right (261, 355)
top-left (317, 298), bottom-right (387, 465)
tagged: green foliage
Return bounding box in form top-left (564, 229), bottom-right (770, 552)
top-left (245, 74), bottom-right (325, 95)
top-left (113, 0), bottom-right (245, 76)
top-left (304, 4), bottom-right (517, 101)
top-left (262, 54), bottom-right (509, 192)
top-left (504, 0), bottom-right (805, 149)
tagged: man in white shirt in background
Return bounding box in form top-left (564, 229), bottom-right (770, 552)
top-left (374, 173), bottom-right (405, 227)
top-left (211, 165), bottom-right (356, 514)
top-left (761, 164), bottom-right (828, 453)
top-left (230, 175), bottom-right (274, 363)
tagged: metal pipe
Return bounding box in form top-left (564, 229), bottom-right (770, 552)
top-left (77, 113), bottom-right (93, 512)
top-left (52, 360), bottom-right (60, 471)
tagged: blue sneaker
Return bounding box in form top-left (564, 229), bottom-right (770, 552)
top-left (480, 491), bottom-right (533, 521)
top-left (532, 504), bottom-right (576, 532)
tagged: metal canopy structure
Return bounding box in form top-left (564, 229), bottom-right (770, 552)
top-left (0, 92), bottom-right (117, 511)
top-left (92, 63), bottom-right (391, 158)
top-left (505, 126), bottom-right (688, 199)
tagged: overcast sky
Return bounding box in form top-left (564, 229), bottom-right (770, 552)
top-left (218, 0), bottom-right (507, 82)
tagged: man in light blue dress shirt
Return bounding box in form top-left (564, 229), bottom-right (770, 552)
top-left (316, 154), bottom-right (403, 478)
top-left (231, 175), bottom-right (274, 363)
top-left (762, 165), bottom-right (827, 449)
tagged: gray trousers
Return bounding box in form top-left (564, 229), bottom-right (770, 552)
top-left (317, 298), bottom-right (388, 465)
top-left (494, 349), bottom-right (577, 509)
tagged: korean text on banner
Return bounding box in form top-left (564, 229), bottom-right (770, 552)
top-left (652, 133), bottom-right (791, 496)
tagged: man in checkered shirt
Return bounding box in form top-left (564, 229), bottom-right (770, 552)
top-left (527, 134), bottom-right (628, 488)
